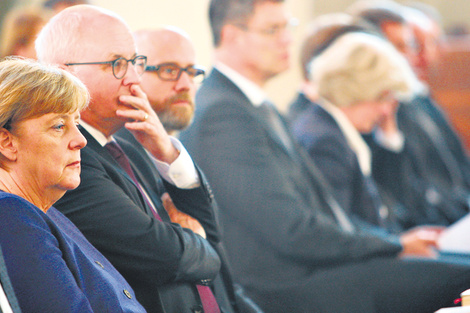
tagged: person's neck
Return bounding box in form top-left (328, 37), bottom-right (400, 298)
top-left (215, 50), bottom-right (268, 88)
top-left (80, 110), bottom-right (122, 138)
top-left (0, 169), bottom-right (58, 212)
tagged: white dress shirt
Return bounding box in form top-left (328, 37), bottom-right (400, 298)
top-left (215, 62), bottom-right (267, 107)
top-left (80, 121), bottom-right (200, 189)
top-left (0, 282), bottom-right (13, 313)
top-left (318, 99), bottom-right (373, 176)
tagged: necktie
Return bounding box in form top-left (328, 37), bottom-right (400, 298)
top-left (105, 141), bottom-right (161, 221)
top-left (105, 141), bottom-right (220, 313)
top-left (257, 101), bottom-right (295, 156)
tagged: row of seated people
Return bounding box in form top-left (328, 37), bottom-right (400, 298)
top-left (1, 1), bottom-right (470, 313)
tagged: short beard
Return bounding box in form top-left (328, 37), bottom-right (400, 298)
top-left (155, 92), bottom-right (195, 132)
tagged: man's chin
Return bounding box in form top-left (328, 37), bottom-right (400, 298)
top-left (170, 100), bottom-right (193, 108)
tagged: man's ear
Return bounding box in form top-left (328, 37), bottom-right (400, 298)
top-left (0, 129), bottom-right (17, 162)
top-left (221, 24), bottom-right (241, 45)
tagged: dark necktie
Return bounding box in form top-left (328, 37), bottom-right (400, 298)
top-left (105, 141), bottom-right (161, 221)
top-left (105, 141), bottom-right (220, 313)
top-left (258, 101), bottom-right (295, 156)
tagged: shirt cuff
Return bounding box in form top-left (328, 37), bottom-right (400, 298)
top-left (373, 128), bottom-right (405, 152)
top-left (151, 137), bottom-right (200, 189)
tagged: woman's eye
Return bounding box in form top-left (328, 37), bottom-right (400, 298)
top-left (53, 123), bottom-right (65, 130)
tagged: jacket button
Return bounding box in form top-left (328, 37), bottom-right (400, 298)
top-left (123, 289), bottom-right (132, 299)
top-left (199, 279), bottom-right (212, 286)
top-left (95, 261), bottom-right (104, 268)
top-left (191, 305), bottom-right (203, 313)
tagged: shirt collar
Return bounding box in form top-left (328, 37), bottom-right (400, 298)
top-left (80, 120), bottom-right (114, 147)
top-left (215, 62), bottom-right (267, 107)
top-left (318, 98), bottom-right (372, 176)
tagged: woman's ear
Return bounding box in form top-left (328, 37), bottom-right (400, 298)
top-left (0, 128), bottom-right (17, 162)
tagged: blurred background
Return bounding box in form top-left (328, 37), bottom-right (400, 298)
top-left (1, 0), bottom-right (469, 147)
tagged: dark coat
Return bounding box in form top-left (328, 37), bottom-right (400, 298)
top-left (55, 126), bottom-right (221, 313)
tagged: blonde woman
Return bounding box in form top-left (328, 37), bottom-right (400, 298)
top-left (0, 58), bottom-right (146, 312)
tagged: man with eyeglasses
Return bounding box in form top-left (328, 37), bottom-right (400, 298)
top-left (115, 26), bottom-right (263, 313)
top-left (36, 5), bottom-right (225, 313)
top-left (129, 27), bottom-right (204, 136)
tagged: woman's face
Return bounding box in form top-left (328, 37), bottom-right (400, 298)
top-left (13, 110), bottom-right (86, 195)
top-left (343, 94), bottom-right (398, 134)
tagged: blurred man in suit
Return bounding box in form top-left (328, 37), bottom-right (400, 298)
top-left (180, 0), bottom-right (470, 312)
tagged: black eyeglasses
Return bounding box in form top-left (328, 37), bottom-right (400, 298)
top-left (65, 55), bottom-right (147, 79)
top-left (145, 63), bottom-right (206, 83)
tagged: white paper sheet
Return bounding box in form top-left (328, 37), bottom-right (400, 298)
top-left (438, 213), bottom-right (470, 254)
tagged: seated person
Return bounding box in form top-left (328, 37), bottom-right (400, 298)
top-left (290, 27), bottom-right (445, 251)
top-left (0, 57), bottom-right (146, 312)
top-left (180, 0), bottom-right (470, 311)
top-left (350, 0), bottom-right (470, 228)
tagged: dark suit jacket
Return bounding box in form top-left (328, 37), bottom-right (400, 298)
top-left (286, 92), bottom-right (312, 125)
top-left (291, 103), bottom-right (383, 225)
top-left (291, 100), bottom-right (411, 233)
top-left (55, 126), bottom-right (221, 313)
top-left (369, 93), bottom-right (470, 227)
top-left (0, 246), bottom-right (21, 313)
top-left (179, 69), bottom-right (414, 312)
top-left (116, 129), bottom-right (264, 313)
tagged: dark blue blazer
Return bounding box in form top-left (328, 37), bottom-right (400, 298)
top-left (291, 101), bottom-right (411, 233)
top-left (0, 192), bottom-right (145, 312)
top-left (287, 92), bottom-right (312, 125)
top-left (291, 102), bottom-right (381, 224)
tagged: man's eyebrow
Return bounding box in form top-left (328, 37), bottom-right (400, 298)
top-left (108, 53), bottom-right (138, 59)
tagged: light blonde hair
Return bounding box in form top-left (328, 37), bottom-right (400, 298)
top-left (0, 57), bottom-right (89, 130)
top-left (309, 32), bottom-right (419, 107)
top-left (0, 57), bottom-right (89, 168)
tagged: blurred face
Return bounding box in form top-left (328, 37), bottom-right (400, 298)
top-left (237, 1), bottom-right (293, 85)
top-left (13, 111), bottom-right (86, 196)
top-left (139, 33), bottom-right (197, 132)
top-left (381, 21), bottom-right (417, 67)
top-left (342, 94), bottom-right (397, 133)
top-left (413, 22), bottom-right (441, 82)
top-left (68, 17), bottom-right (141, 136)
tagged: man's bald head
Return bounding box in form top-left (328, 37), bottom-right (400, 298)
top-left (36, 5), bottom-right (133, 65)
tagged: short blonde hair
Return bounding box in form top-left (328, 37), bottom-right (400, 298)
top-left (309, 32), bottom-right (419, 107)
top-left (0, 57), bottom-right (89, 130)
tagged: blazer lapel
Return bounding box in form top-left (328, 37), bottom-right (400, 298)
top-left (212, 69), bottom-right (295, 157)
top-left (79, 126), bottom-right (160, 219)
top-left (79, 127), bottom-right (137, 185)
